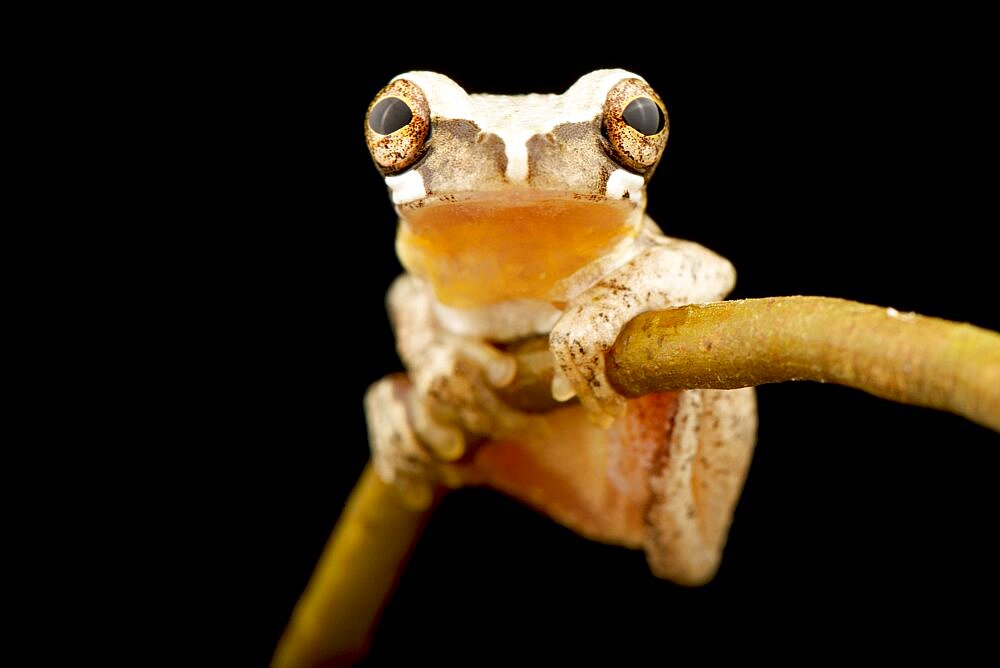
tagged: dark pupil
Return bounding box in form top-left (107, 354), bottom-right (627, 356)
top-left (622, 97), bottom-right (664, 136)
top-left (369, 97), bottom-right (413, 135)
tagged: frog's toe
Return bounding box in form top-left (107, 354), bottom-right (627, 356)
top-left (409, 394), bottom-right (466, 462)
top-left (454, 339), bottom-right (517, 389)
top-left (550, 370), bottom-right (577, 402)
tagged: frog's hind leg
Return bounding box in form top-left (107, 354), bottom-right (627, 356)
top-left (445, 393), bottom-right (683, 550)
top-left (433, 388), bottom-right (757, 586)
top-left (643, 388), bottom-right (757, 585)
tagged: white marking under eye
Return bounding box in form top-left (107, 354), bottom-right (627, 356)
top-left (385, 170), bottom-right (426, 205)
top-left (606, 169), bottom-right (644, 199)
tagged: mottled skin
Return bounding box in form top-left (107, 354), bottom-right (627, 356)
top-left (363, 70), bottom-right (757, 584)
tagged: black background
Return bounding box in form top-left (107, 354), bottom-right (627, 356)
top-left (201, 17), bottom-right (999, 665)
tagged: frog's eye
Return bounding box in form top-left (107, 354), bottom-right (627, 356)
top-left (602, 78), bottom-right (669, 173)
top-left (365, 79), bottom-right (431, 175)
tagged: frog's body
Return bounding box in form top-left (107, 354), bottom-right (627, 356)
top-left (363, 70), bottom-right (756, 584)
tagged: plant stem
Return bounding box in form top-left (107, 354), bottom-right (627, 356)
top-left (271, 464), bottom-right (434, 668)
top-left (607, 297), bottom-right (1000, 432)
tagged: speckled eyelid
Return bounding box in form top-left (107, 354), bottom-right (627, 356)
top-left (602, 78), bottom-right (669, 173)
top-left (365, 79), bottom-right (431, 175)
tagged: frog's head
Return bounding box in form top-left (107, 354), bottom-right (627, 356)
top-left (364, 70), bottom-right (669, 309)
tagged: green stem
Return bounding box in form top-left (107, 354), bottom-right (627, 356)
top-left (607, 297), bottom-right (1000, 433)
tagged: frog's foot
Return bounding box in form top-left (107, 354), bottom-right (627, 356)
top-left (411, 345), bottom-right (521, 438)
top-left (548, 306), bottom-right (627, 428)
top-left (366, 356), bottom-right (521, 509)
top-left (364, 375), bottom-right (440, 510)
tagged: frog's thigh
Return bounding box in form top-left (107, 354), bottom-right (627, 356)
top-left (643, 387), bottom-right (757, 585)
top-left (449, 393), bottom-right (681, 548)
top-left (445, 389), bottom-right (756, 585)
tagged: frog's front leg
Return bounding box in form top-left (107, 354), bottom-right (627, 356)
top-left (550, 225), bottom-right (736, 425)
top-left (365, 274), bottom-right (521, 507)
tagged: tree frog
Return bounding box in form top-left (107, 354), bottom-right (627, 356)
top-left (362, 70), bottom-right (757, 585)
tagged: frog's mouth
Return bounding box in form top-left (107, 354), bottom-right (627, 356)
top-left (395, 190), bottom-right (643, 309)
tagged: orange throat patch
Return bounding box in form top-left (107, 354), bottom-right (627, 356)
top-left (396, 191), bottom-right (641, 308)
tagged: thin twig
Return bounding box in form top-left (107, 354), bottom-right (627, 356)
top-left (272, 464), bottom-right (434, 668)
top-left (607, 298), bottom-right (1000, 432)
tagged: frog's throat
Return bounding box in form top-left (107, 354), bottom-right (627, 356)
top-left (394, 191), bottom-right (645, 309)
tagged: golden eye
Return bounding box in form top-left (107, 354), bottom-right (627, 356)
top-left (602, 78), bottom-right (669, 172)
top-left (365, 79), bottom-right (430, 174)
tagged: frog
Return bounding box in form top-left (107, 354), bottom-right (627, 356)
top-left (362, 69), bottom-right (757, 585)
